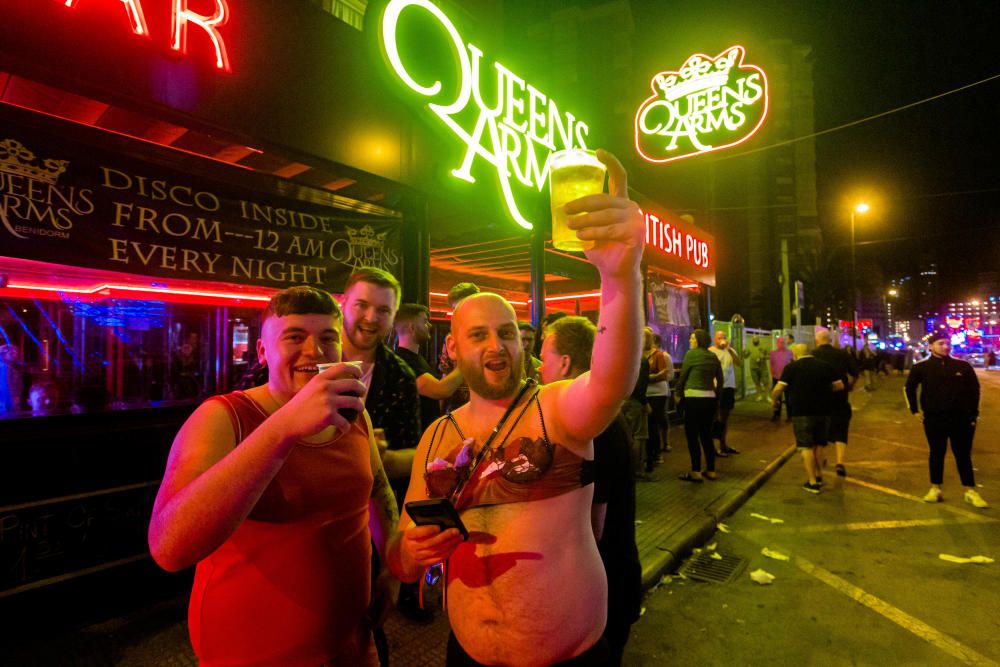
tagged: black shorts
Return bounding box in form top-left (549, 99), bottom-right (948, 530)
top-left (447, 632), bottom-right (610, 666)
top-left (720, 387), bottom-right (736, 410)
top-left (828, 404), bottom-right (852, 443)
top-left (792, 416), bottom-right (829, 449)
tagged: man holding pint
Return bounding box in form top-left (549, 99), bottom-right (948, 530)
top-left (387, 149), bottom-right (644, 666)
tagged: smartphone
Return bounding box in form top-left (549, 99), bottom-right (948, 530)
top-left (317, 361), bottom-right (364, 422)
top-left (405, 498), bottom-right (469, 540)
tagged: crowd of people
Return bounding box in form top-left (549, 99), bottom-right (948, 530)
top-left (146, 148), bottom-right (989, 666)
top-left (149, 150), bottom-right (648, 666)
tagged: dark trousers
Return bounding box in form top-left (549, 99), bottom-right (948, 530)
top-left (924, 414), bottom-right (976, 486)
top-left (771, 378), bottom-right (787, 419)
top-left (646, 396), bottom-right (669, 471)
top-left (683, 397), bottom-right (717, 472)
top-left (447, 632), bottom-right (611, 666)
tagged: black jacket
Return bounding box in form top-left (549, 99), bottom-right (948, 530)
top-left (904, 354), bottom-right (979, 418)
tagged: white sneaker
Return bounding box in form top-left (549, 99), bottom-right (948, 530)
top-left (923, 487), bottom-right (942, 503)
top-left (964, 489), bottom-right (989, 508)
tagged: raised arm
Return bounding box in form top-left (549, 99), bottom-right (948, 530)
top-left (550, 150), bottom-right (645, 443)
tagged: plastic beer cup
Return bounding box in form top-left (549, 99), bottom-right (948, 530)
top-left (548, 149), bottom-right (607, 252)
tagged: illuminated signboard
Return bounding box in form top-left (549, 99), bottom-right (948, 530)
top-left (61, 0), bottom-right (232, 72)
top-left (644, 212), bottom-right (709, 269)
top-left (378, 0), bottom-right (593, 230)
top-left (635, 45), bottom-right (768, 164)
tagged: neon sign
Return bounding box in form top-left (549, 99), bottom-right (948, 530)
top-left (379, 0), bottom-right (592, 230)
top-left (635, 46), bottom-right (768, 164)
top-left (62, 0), bottom-right (232, 72)
top-left (644, 212), bottom-right (709, 269)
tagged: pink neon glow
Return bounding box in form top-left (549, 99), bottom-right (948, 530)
top-left (8, 281), bottom-right (272, 303)
top-left (634, 45), bottom-right (769, 165)
top-left (121, 0), bottom-right (150, 36)
top-left (171, 0), bottom-right (232, 72)
top-left (62, 0), bottom-right (153, 37)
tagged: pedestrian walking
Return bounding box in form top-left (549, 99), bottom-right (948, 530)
top-left (813, 328), bottom-right (858, 477)
top-left (675, 329), bottom-right (723, 482)
top-left (770, 343), bottom-right (844, 493)
top-left (769, 337), bottom-right (793, 422)
top-left (904, 331), bottom-right (988, 508)
top-left (747, 335), bottom-right (770, 400)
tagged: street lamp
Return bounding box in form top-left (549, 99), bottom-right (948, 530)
top-left (850, 202), bottom-right (870, 354)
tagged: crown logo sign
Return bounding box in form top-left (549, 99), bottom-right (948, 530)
top-left (0, 139), bottom-right (69, 185)
top-left (347, 225), bottom-right (389, 249)
top-left (654, 48), bottom-right (739, 102)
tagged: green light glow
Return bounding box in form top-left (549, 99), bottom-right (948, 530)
top-left (379, 0), bottom-right (593, 230)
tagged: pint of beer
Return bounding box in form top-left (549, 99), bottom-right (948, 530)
top-left (548, 149), bottom-right (607, 252)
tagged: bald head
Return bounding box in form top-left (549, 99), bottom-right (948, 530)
top-left (815, 327), bottom-right (831, 346)
top-left (451, 292), bottom-right (517, 335)
top-left (447, 292), bottom-right (524, 400)
top-left (791, 343), bottom-right (809, 359)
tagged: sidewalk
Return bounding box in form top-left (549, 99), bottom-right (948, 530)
top-left (4, 396), bottom-right (826, 666)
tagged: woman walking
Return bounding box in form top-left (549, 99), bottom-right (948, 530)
top-left (644, 328), bottom-right (673, 471)
top-left (675, 329), bottom-right (724, 482)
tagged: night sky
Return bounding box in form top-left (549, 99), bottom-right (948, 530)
top-left (624, 0), bottom-right (1000, 301)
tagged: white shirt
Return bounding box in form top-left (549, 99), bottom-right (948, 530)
top-left (710, 346), bottom-right (737, 389)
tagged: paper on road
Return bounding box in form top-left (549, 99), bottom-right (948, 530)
top-left (750, 512), bottom-right (785, 524)
top-left (761, 547), bottom-right (790, 561)
top-left (939, 554), bottom-right (995, 564)
top-left (750, 569), bottom-right (775, 585)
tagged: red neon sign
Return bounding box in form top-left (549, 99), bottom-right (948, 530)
top-left (644, 212), bottom-right (710, 269)
top-left (62, 0), bottom-right (232, 72)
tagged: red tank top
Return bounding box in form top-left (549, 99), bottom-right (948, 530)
top-left (188, 392), bottom-right (378, 667)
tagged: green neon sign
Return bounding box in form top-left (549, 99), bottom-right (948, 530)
top-left (379, 0), bottom-right (593, 230)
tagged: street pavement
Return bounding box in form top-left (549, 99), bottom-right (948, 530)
top-left (9, 371), bottom-right (996, 665)
top-left (627, 371), bottom-right (999, 666)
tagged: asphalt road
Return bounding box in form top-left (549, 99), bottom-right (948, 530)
top-left (626, 371), bottom-right (1000, 667)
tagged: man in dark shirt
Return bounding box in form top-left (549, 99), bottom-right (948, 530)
top-left (341, 269), bottom-right (426, 628)
top-left (772, 344), bottom-right (844, 494)
top-left (394, 303), bottom-right (463, 430)
top-left (813, 327), bottom-right (859, 477)
top-left (904, 331), bottom-right (987, 508)
top-left (539, 316), bottom-right (641, 666)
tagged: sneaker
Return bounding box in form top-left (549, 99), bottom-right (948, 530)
top-left (722, 446), bottom-right (740, 455)
top-left (803, 482), bottom-right (821, 494)
top-left (815, 476), bottom-right (824, 487)
top-left (923, 487), bottom-right (943, 503)
top-left (835, 464), bottom-right (847, 477)
top-left (964, 489), bottom-right (989, 508)
top-left (715, 450), bottom-right (729, 458)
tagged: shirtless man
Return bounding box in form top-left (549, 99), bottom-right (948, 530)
top-left (386, 150), bottom-right (644, 666)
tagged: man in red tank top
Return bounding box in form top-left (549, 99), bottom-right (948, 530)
top-left (149, 286), bottom-right (400, 667)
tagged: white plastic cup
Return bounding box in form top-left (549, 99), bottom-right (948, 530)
top-left (548, 149), bottom-right (607, 252)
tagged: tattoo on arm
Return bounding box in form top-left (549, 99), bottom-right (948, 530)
top-left (598, 326), bottom-right (607, 335)
top-left (372, 470), bottom-right (399, 527)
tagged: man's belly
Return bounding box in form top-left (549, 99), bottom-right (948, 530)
top-left (447, 489), bottom-right (607, 667)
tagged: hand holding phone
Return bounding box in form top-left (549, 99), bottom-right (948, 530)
top-left (405, 498), bottom-right (469, 540)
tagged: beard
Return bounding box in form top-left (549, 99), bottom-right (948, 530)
top-left (460, 349), bottom-right (525, 400)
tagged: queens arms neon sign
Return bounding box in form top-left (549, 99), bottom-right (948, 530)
top-left (62, 0), bottom-right (232, 72)
top-left (379, 0), bottom-right (593, 230)
top-left (635, 45), bottom-right (767, 164)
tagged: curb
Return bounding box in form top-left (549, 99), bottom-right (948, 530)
top-left (640, 444), bottom-right (797, 590)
